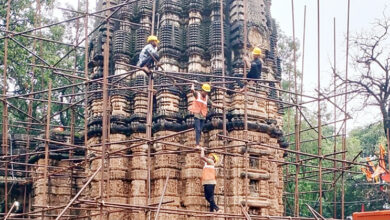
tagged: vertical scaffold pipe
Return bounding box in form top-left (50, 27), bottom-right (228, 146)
top-left (317, 0), bottom-right (323, 215)
top-left (333, 17), bottom-right (338, 219)
top-left (2, 0), bottom-right (11, 213)
top-left (101, 0), bottom-right (112, 218)
top-left (342, 0), bottom-right (351, 219)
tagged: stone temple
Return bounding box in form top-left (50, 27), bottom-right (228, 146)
top-left (2, 0), bottom-right (288, 219)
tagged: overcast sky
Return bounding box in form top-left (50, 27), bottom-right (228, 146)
top-left (271, 0), bottom-right (389, 130)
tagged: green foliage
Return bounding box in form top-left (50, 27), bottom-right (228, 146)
top-left (277, 30), bottom-right (302, 94)
top-left (278, 27), bottom-right (389, 218)
top-left (349, 122), bottom-right (386, 157)
top-left (0, 0), bottom-right (86, 136)
top-left (283, 109), bottom-right (388, 218)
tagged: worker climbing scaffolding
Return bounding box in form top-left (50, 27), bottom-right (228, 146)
top-left (199, 146), bottom-right (222, 213)
top-left (239, 47), bottom-right (263, 91)
top-left (188, 82), bottom-right (224, 148)
top-left (137, 35), bottom-right (160, 74)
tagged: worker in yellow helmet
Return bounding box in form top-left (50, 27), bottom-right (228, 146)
top-left (200, 147), bottom-right (222, 213)
top-left (188, 82), bottom-right (224, 148)
top-left (137, 35), bottom-right (160, 73)
top-left (239, 47), bottom-right (263, 91)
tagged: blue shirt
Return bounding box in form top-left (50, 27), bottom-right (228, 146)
top-left (137, 44), bottom-right (158, 66)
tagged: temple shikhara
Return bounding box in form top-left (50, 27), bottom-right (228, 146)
top-left (1, 0), bottom-right (289, 219)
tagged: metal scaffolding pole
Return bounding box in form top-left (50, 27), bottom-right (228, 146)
top-left (291, 0), bottom-right (300, 216)
top-left (100, 1), bottom-right (112, 218)
top-left (2, 0), bottom-right (11, 213)
top-left (243, 0), bottom-right (249, 210)
top-left (332, 17), bottom-right (338, 219)
top-left (146, 72), bottom-right (154, 220)
top-left (84, 0), bottom-right (90, 173)
top-left (342, 0), bottom-right (351, 219)
top-left (219, 0), bottom-right (228, 214)
top-left (43, 80), bottom-right (52, 217)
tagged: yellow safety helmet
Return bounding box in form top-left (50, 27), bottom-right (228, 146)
top-left (202, 83), bottom-right (211, 92)
top-left (147, 35), bottom-right (160, 43)
top-left (209, 153), bottom-right (219, 163)
top-left (252, 47), bottom-right (262, 55)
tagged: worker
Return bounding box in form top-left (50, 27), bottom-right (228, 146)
top-left (200, 146), bottom-right (221, 213)
top-left (238, 47), bottom-right (263, 91)
top-left (137, 35), bottom-right (160, 74)
top-left (188, 83), bottom-right (224, 148)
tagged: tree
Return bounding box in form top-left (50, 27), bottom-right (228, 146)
top-left (277, 30), bottom-right (301, 95)
top-left (0, 0), bottom-right (85, 135)
top-left (341, 14), bottom-right (390, 137)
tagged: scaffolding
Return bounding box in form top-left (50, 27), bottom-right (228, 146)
top-left (0, 0), bottom-right (374, 219)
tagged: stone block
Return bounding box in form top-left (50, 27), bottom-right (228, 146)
top-left (130, 180), bottom-right (146, 196)
top-left (109, 169), bottom-right (129, 180)
top-left (109, 157), bottom-right (129, 169)
top-left (128, 196), bottom-right (147, 205)
top-left (107, 180), bottom-right (130, 196)
top-left (154, 154), bottom-right (179, 169)
top-left (181, 168), bottom-right (202, 179)
top-left (152, 179), bottom-right (178, 197)
top-left (183, 196), bottom-right (205, 206)
top-left (184, 153), bottom-right (203, 168)
top-left (152, 168), bottom-right (180, 180)
top-left (130, 156), bottom-right (148, 169)
top-left (184, 178), bottom-right (203, 196)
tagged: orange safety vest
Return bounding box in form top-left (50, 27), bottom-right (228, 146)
top-left (188, 92), bottom-right (208, 117)
top-left (201, 163), bottom-right (216, 185)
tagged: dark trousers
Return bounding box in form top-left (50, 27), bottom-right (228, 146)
top-left (194, 117), bottom-right (205, 145)
top-left (204, 184), bottom-right (219, 212)
top-left (140, 53), bottom-right (160, 68)
top-left (139, 56), bottom-right (154, 68)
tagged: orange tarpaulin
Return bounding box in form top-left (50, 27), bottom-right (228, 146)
top-left (353, 210), bottom-right (390, 220)
top-left (382, 173), bottom-right (390, 182)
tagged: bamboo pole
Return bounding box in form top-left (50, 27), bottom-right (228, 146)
top-left (42, 80), bottom-right (52, 217)
top-left (2, 0), bottom-right (11, 213)
top-left (332, 17), bottom-right (338, 219)
top-left (342, 1), bottom-right (351, 219)
top-left (316, 0), bottom-right (323, 214)
top-left (291, 0), bottom-right (300, 216)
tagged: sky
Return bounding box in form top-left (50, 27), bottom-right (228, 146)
top-left (271, 0), bottom-right (389, 130)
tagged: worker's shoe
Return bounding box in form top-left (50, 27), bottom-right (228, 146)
top-left (216, 207), bottom-right (223, 213)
